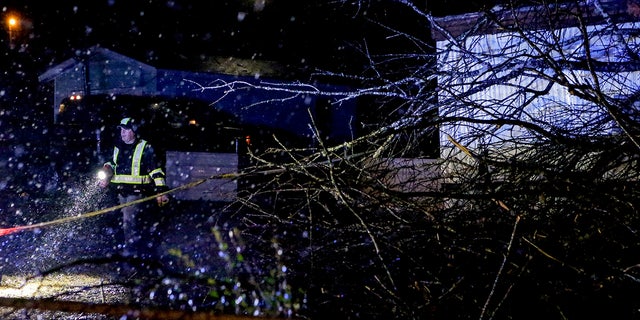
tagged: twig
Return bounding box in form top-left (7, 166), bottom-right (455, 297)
top-left (479, 211), bottom-right (520, 320)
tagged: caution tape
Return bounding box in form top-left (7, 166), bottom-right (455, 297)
top-left (0, 171), bottom-right (240, 237)
top-left (0, 150), bottom-right (358, 237)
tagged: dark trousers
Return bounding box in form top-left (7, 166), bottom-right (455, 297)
top-left (117, 193), bottom-right (159, 258)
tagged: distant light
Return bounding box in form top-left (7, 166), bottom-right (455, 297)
top-left (6, 15), bottom-right (19, 49)
top-left (189, 119), bottom-right (197, 126)
top-left (69, 94), bottom-right (82, 100)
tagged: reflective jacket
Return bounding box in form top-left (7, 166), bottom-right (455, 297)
top-left (104, 139), bottom-right (167, 196)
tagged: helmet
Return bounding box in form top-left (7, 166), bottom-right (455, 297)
top-left (117, 117), bottom-right (138, 132)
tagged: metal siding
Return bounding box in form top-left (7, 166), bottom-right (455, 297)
top-left (165, 151), bottom-right (238, 202)
top-left (437, 21), bottom-right (640, 158)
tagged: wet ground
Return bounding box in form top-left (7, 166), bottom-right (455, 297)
top-left (0, 185), bottom-right (238, 319)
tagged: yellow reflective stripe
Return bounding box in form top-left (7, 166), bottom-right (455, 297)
top-left (149, 168), bottom-right (164, 176)
top-left (132, 140), bottom-right (146, 176)
top-left (111, 140), bottom-right (153, 185)
top-left (153, 177), bottom-right (166, 186)
top-left (112, 175), bottom-right (152, 184)
top-left (150, 165), bottom-right (166, 186)
top-left (113, 148), bottom-right (120, 166)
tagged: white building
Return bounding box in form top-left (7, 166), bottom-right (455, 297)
top-left (431, 0), bottom-right (640, 181)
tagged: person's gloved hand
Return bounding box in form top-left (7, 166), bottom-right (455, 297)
top-left (98, 179), bottom-right (109, 188)
top-left (157, 194), bottom-right (170, 207)
top-left (97, 166), bottom-right (113, 188)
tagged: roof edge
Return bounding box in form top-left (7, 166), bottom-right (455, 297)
top-left (431, 0), bottom-right (634, 41)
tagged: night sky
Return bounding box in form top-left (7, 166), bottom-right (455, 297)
top-left (2, 1), bottom-right (363, 73)
top-left (1, 0), bottom-right (502, 77)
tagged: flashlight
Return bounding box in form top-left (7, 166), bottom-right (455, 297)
top-left (97, 170), bottom-right (108, 180)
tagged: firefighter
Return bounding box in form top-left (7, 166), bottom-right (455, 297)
top-left (98, 117), bottom-right (170, 258)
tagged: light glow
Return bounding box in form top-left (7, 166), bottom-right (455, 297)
top-left (97, 170), bottom-right (107, 180)
top-left (0, 274), bottom-right (107, 298)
